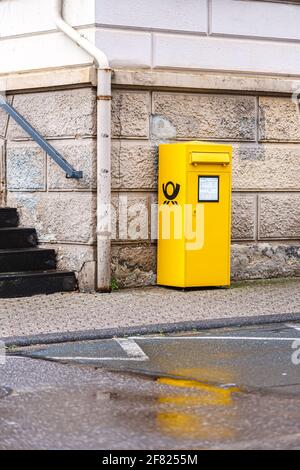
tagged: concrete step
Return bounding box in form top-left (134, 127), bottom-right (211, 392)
top-left (0, 208), bottom-right (19, 228)
top-left (0, 270), bottom-right (77, 298)
top-left (0, 227), bottom-right (38, 249)
top-left (0, 248), bottom-right (56, 272)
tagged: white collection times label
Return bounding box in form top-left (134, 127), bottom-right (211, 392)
top-left (198, 176), bottom-right (219, 202)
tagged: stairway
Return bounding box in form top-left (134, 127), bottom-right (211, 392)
top-left (0, 208), bottom-right (77, 298)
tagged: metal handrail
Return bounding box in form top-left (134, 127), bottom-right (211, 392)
top-left (0, 96), bottom-right (83, 179)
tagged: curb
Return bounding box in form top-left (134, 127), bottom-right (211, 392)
top-left (2, 311), bottom-right (300, 348)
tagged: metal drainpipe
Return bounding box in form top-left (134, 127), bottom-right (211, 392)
top-left (54, 0), bottom-right (112, 292)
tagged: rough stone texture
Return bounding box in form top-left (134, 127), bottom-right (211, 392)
top-left (78, 261), bottom-right (96, 293)
top-left (7, 88), bottom-right (96, 140)
top-left (41, 242), bottom-right (95, 273)
top-left (0, 105), bottom-right (9, 138)
top-left (0, 95), bottom-right (13, 139)
top-left (41, 243), bottom-right (96, 292)
top-left (112, 90), bottom-right (150, 138)
top-left (112, 243), bottom-right (156, 288)
top-left (111, 141), bottom-right (120, 189)
top-left (6, 142), bottom-right (45, 190)
top-left (149, 192), bottom-right (158, 241)
top-left (259, 194), bottom-right (300, 239)
top-left (153, 92), bottom-right (256, 141)
top-left (116, 193), bottom-right (149, 241)
top-left (112, 140), bottom-right (157, 189)
top-left (232, 144), bottom-right (300, 191)
top-left (7, 192), bottom-right (96, 244)
top-left (259, 97), bottom-right (300, 142)
top-left (110, 193), bottom-right (119, 241)
top-left (47, 139), bottom-right (96, 190)
top-left (232, 195), bottom-right (256, 241)
top-left (125, 193), bottom-right (149, 241)
top-left (232, 243), bottom-right (300, 280)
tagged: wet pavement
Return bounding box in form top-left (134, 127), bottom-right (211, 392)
top-left (1, 322), bottom-right (300, 449)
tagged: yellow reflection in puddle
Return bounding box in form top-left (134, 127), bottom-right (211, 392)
top-left (158, 377), bottom-right (239, 406)
top-left (171, 366), bottom-right (235, 384)
top-left (156, 376), bottom-right (240, 440)
top-left (157, 412), bottom-right (233, 440)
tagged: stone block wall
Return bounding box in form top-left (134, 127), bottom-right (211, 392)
top-left (1, 82), bottom-right (300, 290)
top-left (111, 89), bottom-right (300, 287)
top-left (1, 87), bottom-right (98, 291)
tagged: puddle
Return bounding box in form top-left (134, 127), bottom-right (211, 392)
top-left (2, 353), bottom-right (300, 449)
top-left (18, 321), bottom-right (300, 394)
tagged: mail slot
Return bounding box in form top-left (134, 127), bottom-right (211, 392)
top-left (157, 141), bottom-right (232, 288)
top-left (190, 152), bottom-right (230, 165)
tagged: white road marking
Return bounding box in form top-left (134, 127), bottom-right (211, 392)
top-left (3, 356), bottom-right (147, 362)
top-left (4, 338), bottom-right (150, 363)
top-left (115, 338), bottom-right (149, 360)
top-left (0, 354), bottom-right (149, 366)
top-left (130, 336), bottom-right (300, 342)
top-left (43, 356), bottom-right (148, 362)
top-left (285, 323), bottom-right (300, 332)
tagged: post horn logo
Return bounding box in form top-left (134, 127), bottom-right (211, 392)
top-left (162, 181), bottom-right (181, 205)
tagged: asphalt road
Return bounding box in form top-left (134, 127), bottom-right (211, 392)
top-left (1, 322), bottom-right (300, 449)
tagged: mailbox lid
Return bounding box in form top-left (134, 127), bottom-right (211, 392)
top-left (185, 141), bottom-right (232, 168)
top-left (190, 152), bottom-right (230, 165)
top-left (186, 142), bottom-right (232, 172)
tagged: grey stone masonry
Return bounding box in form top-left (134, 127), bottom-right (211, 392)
top-left (259, 97), bottom-right (300, 142)
top-left (153, 92), bottom-right (257, 141)
top-left (111, 88), bottom-right (300, 287)
top-left (232, 144), bottom-right (300, 191)
top-left (232, 195), bottom-right (256, 241)
top-left (3, 87), bottom-right (97, 292)
top-left (6, 142), bottom-right (45, 190)
top-left (1, 80), bottom-right (300, 290)
top-left (259, 194), bottom-right (300, 240)
top-left (112, 90), bottom-right (151, 138)
top-left (7, 89), bottom-right (97, 140)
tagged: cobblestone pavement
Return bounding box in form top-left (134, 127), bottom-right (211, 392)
top-left (0, 277), bottom-right (299, 340)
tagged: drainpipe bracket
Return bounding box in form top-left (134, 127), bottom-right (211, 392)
top-left (97, 95), bottom-right (112, 100)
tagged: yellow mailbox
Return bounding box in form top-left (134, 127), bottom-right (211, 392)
top-left (157, 141), bottom-right (232, 288)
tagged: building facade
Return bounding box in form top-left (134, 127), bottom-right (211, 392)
top-left (0, 0), bottom-right (300, 291)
